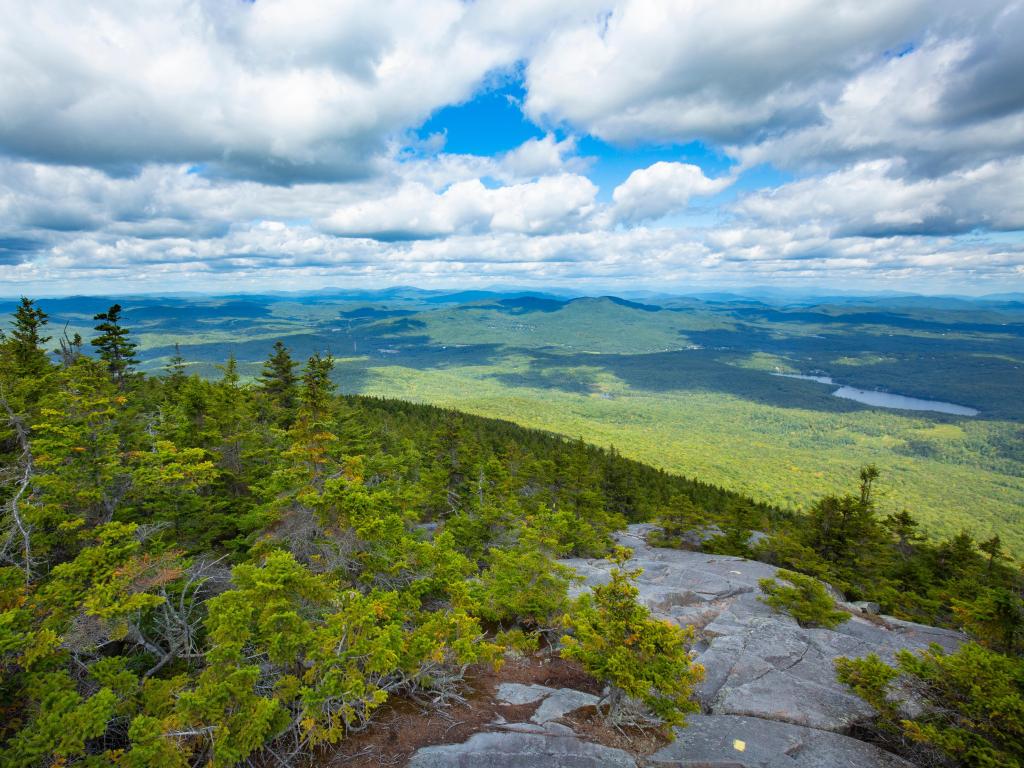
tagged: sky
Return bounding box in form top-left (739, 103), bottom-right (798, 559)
top-left (1, 0), bottom-right (1023, 296)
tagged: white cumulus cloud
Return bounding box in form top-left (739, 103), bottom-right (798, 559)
top-left (610, 162), bottom-right (733, 223)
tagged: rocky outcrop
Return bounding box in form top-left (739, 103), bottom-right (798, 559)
top-left (495, 683), bottom-right (600, 724)
top-left (562, 524), bottom-right (961, 733)
top-left (406, 524), bottom-right (963, 767)
top-left (648, 714), bottom-right (915, 767)
top-left (406, 727), bottom-right (637, 768)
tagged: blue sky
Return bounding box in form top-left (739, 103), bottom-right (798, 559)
top-left (0, 0), bottom-right (1022, 296)
top-left (414, 78), bottom-right (761, 199)
top-left (417, 81), bottom-right (543, 157)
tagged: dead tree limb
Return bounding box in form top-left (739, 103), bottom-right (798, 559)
top-left (0, 385), bottom-right (34, 582)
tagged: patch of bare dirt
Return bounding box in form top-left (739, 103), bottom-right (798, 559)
top-left (557, 705), bottom-right (671, 757)
top-left (313, 653), bottom-right (605, 767)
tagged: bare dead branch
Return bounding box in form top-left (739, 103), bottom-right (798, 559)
top-left (0, 384), bottom-right (34, 582)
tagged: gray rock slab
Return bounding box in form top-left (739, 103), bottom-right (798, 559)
top-left (495, 683), bottom-right (600, 724)
top-left (495, 683), bottom-right (554, 706)
top-left (530, 688), bottom-right (600, 724)
top-left (879, 615), bottom-right (964, 653)
top-left (406, 730), bottom-right (637, 768)
top-left (714, 671), bottom-right (875, 731)
top-left (647, 714), bottom-right (914, 767)
top-left (561, 524), bottom-right (965, 733)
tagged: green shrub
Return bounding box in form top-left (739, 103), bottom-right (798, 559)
top-left (758, 569), bottom-right (849, 628)
top-left (836, 642), bottom-right (1024, 768)
top-left (472, 528), bottom-right (576, 630)
top-left (495, 628), bottom-right (540, 656)
top-left (560, 547), bottom-right (704, 733)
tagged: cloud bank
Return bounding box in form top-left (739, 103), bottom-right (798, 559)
top-left (0, 0), bottom-right (1022, 295)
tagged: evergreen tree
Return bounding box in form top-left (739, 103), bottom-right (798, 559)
top-left (859, 463), bottom-right (880, 505)
top-left (602, 445), bottom-right (639, 519)
top-left (282, 352), bottom-right (337, 491)
top-left (422, 412), bottom-right (470, 519)
top-left (837, 643), bottom-right (1024, 768)
top-left (954, 588), bottom-right (1024, 655)
top-left (218, 353), bottom-right (240, 389)
top-left (165, 342), bottom-right (187, 390)
top-left (980, 535), bottom-right (1009, 576)
top-left (91, 304), bottom-right (138, 389)
top-left (704, 500), bottom-right (758, 557)
top-left (561, 546), bottom-right (704, 731)
top-left (885, 509), bottom-right (924, 560)
top-left (937, 531), bottom-right (982, 579)
top-left (759, 569), bottom-right (850, 628)
top-left (212, 355), bottom-right (247, 470)
top-left (9, 297), bottom-right (51, 376)
top-left (651, 493), bottom-right (706, 548)
top-left (257, 341), bottom-right (298, 425)
top-left (30, 358), bottom-right (124, 539)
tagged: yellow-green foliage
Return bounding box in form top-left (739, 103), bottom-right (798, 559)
top-left (472, 526), bottom-right (577, 629)
top-left (759, 569), bottom-right (850, 629)
top-left (837, 643), bottom-right (1024, 768)
top-left (561, 547), bottom-right (704, 731)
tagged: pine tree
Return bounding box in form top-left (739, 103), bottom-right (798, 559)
top-left (91, 304), bottom-right (138, 389)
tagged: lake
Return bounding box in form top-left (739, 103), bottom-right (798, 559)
top-left (773, 373), bottom-right (979, 416)
top-left (831, 386), bottom-right (979, 416)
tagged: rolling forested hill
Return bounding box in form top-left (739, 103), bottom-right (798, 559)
top-left (4, 288), bottom-right (1020, 552)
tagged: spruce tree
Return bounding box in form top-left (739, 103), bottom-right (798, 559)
top-left (10, 296), bottom-right (51, 375)
top-left (219, 353), bottom-right (240, 389)
top-left (653, 493), bottom-right (706, 548)
top-left (257, 340), bottom-right (298, 425)
top-left (165, 342), bottom-right (187, 390)
top-left (283, 352), bottom-right (337, 489)
top-left (91, 304), bottom-right (138, 389)
top-left (979, 535), bottom-right (1008, 575)
top-left (212, 353), bottom-right (250, 479)
top-left (885, 510), bottom-right (923, 559)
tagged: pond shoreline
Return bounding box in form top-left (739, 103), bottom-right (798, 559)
top-left (772, 373), bottom-right (979, 416)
